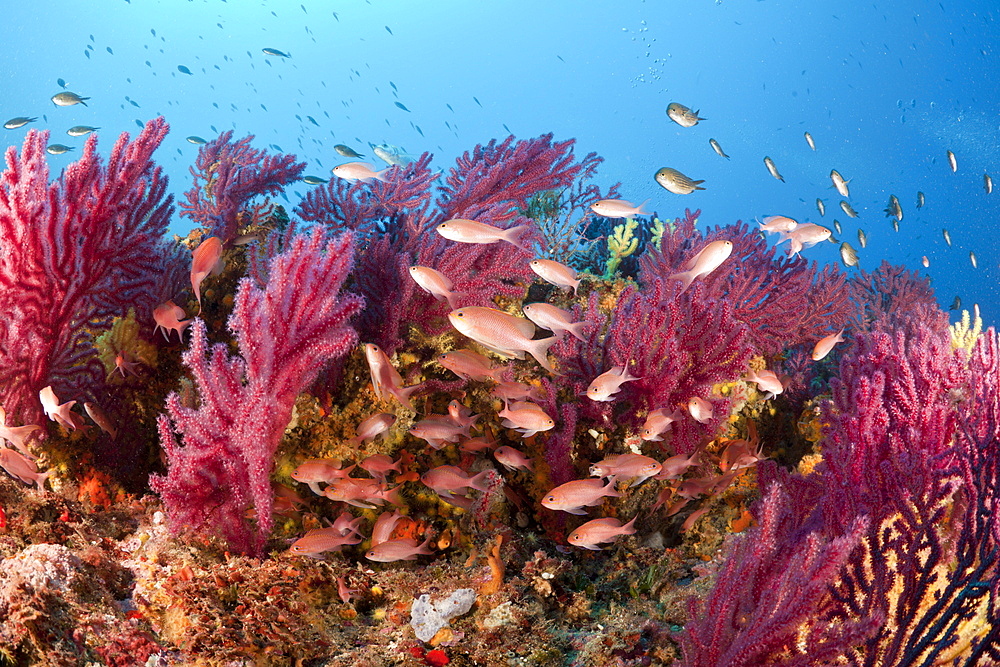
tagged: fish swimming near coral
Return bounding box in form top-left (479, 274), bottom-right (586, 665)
top-left (667, 239), bottom-right (733, 293)
top-left (568, 517), bottom-right (637, 550)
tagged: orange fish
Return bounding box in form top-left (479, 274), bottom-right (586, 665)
top-left (668, 240), bottom-right (733, 294)
top-left (493, 445), bottom-right (534, 472)
top-left (812, 329), bottom-right (846, 361)
top-left (0, 447), bottom-right (50, 489)
top-left (522, 303), bottom-right (589, 341)
top-left (190, 236), bottom-right (224, 314)
top-left (290, 527), bottom-right (362, 557)
top-left (408, 265), bottom-right (463, 309)
top-left (436, 218), bottom-right (531, 251)
top-left (448, 307), bottom-right (560, 374)
top-left (153, 300), bottom-right (191, 341)
top-left (589, 199), bottom-right (650, 218)
top-left (331, 161), bottom-right (388, 183)
top-left (588, 453), bottom-right (661, 486)
top-left (364, 343), bottom-right (422, 410)
top-left (529, 258), bottom-right (581, 295)
top-left (365, 537), bottom-right (433, 562)
top-left (39, 386), bottom-right (77, 430)
top-left (541, 479), bottom-right (620, 515)
top-left (498, 400), bottom-right (555, 437)
top-left (568, 516), bottom-right (636, 550)
top-left (687, 396), bottom-right (714, 424)
top-left (437, 349), bottom-right (506, 382)
top-left (586, 365), bottom-right (641, 402)
top-left (0, 406), bottom-right (39, 456)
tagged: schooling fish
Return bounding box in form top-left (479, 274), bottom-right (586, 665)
top-left (302, 175), bottom-right (328, 185)
top-left (332, 162), bottom-right (387, 183)
top-left (45, 144), bottom-right (74, 155)
top-left (830, 169), bottom-right (850, 197)
top-left (709, 138), bottom-right (730, 159)
top-left (763, 156), bottom-right (784, 182)
top-left (448, 306), bottom-right (560, 374)
top-left (262, 47), bottom-right (291, 57)
top-left (816, 198), bottom-right (826, 216)
top-left (950, 296), bottom-right (961, 311)
top-left (51, 91), bottom-right (89, 106)
top-left (812, 329), bottom-right (846, 361)
top-left (186, 136), bottom-right (207, 144)
top-left (985, 173), bottom-right (993, 194)
top-left (529, 258), bottom-right (580, 294)
top-left (857, 228), bottom-right (868, 248)
top-left (541, 479), bottom-right (619, 515)
top-left (833, 219), bottom-right (842, 235)
top-left (654, 167), bottom-right (705, 194)
top-left (947, 149), bottom-right (957, 172)
top-left (758, 216), bottom-right (798, 234)
top-left (334, 144), bottom-right (364, 158)
top-left (66, 125), bottom-right (99, 136)
top-left (666, 102), bottom-right (705, 127)
top-left (3, 117), bottom-right (36, 129)
top-left (437, 219), bottom-right (532, 251)
top-left (943, 228), bottom-right (952, 246)
top-left (840, 200), bottom-right (859, 218)
top-left (883, 194), bottom-right (903, 221)
top-left (917, 191), bottom-right (925, 208)
top-left (586, 365), bottom-right (641, 402)
top-left (804, 131), bottom-right (816, 150)
top-left (568, 517), bottom-right (637, 550)
top-left (840, 242), bottom-right (859, 268)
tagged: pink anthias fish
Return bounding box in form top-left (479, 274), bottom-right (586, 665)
top-left (776, 223), bottom-right (832, 257)
top-left (744, 369), bottom-right (785, 399)
top-left (408, 266), bottom-right (464, 309)
top-left (348, 412), bottom-right (396, 447)
top-left (492, 380), bottom-right (543, 403)
top-left (529, 258), bottom-right (581, 295)
top-left (364, 343), bottom-right (422, 410)
top-left (813, 329), bottom-right (846, 361)
top-left (493, 445), bottom-right (534, 472)
top-left (421, 465), bottom-right (491, 496)
top-left (153, 300), bottom-right (191, 342)
top-left (586, 365), bottom-right (641, 402)
top-left (639, 407), bottom-right (684, 441)
top-left (588, 453), bottom-right (661, 486)
top-left (521, 303), bottom-right (589, 342)
top-left (358, 454), bottom-right (402, 482)
top-left (498, 399), bottom-right (555, 437)
top-left (289, 527), bottom-right (362, 557)
top-left (655, 449), bottom-right (702, 480)
top-left (0, 447), bottom-right (50, 489)
top-left (436, 349), bottom-right (507, 382)
top-left (668, 240), bottom-right (733, 294)
top-left (757, 215), bottom-right (798, 234)
top-left (541, 478), bottom-right (620, 515)
top-left (687, 396), bottom-right (714, 424)
top-left (589, 198), bottom-right (650, 218)
top-left (332, 161), bottom-right (388, 183)
top-left (39, 386), bottom-right (78, 430)
top-left (448, 307), bottom-right (560, 375)
top-left (371, 510), bottom-right (405, 546)
top-left (190, 236), bottom-right (224, 314)
top-left (409, 414), bottom-right (472, 449)
top-left (291, 459), bottom-right (356, 495)
top-left (0, 406), bottom-right (39, 457)
top-left (568, 516), bottom-right (637, 550)
top-left (435, 218), bottom-right (532, 251)
top-left (323, 478), bottom-right (402, 509)
top-left (365, 537), bottom-right (433, 562)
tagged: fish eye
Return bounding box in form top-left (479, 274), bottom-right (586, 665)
top-left (545, 495), bottom-right (555, 502)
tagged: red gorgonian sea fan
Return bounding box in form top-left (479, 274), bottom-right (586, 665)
top-left (151, 228), bottom-right (363, 555)
top-left (0, 117), bottom-right (184, 428)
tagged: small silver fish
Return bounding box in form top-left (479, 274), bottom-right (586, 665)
top-left (4, 116), bottom-right (37, 129)
top-left (985, 173), bottom-right (993, 194)
top-left (45, 144), bottom-right (74, 155)
top-left (804, 131), bottom-right (816, 150)
top-left (372, 143), bottom-right (412, 167)
top-left (830, 169), bottom-right (850, 197)
top-left (840, 200), bottom-right (859, 218)
top-left (947, 149), bottom-right (957, 172)
top-left (917, 191), bottom-right (925, 208)
top-left (302, 175), bottom-right (328, 185)
top-left (66, 125), bottom-right (99, 137)
top-left (654, 167), bottom-right (705, 194)
top-left (950, 296), bottom-right (961, 311)
top-left (763, 156), bottom-right (784, 182)
top-left (666, 102), bottom-right (705, 127)
top-left (186, 136), bottom-right (207, 145)
top-left (857, 228), bottom-right (867, 248)
top-left (51, 91), bottom-right (89, 106)
top-left (840, 242), bottom-right (859, 267)
top-left (943, 228), bottom-right (951, 246)
top-left (833, 219), bottom-right (842, 234)
top-left (970, 251), bottom-right (978, 269)
top-left (262, 47), bottom-right (291, 57)
top-left (709, 138), bottom-right (729, 159)
top-left (816, 198), bottom-right (825, 217)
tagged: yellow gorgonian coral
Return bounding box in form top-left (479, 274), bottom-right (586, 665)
top-left (94, 308), bottom-right (158, 379)
top-left (950, 309), bottom-right (982, 354)
top-left (602, 217), bottom-right (639, 279)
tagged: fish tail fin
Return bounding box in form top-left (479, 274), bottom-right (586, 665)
top-left (693, 180), bottom-right (706, 190)
top-left (667, 270), bottom-right (695, 294)
top-left (445, 291), bottom-right (466, 310)
top-left (621, 516), bottom-right (638, 534)
top-left (635, 198), bottom-right (652, 216)
top-left (374, 168), bottom-right (392, 182)
top-left (392, 383), bottom-right (422, 411)
top-left (528, 335), bottom-right (561, 375)
top-left (469, 470), bottom-right (493, 493)
top-left (567, 321), bottom-right (590, 342)
top-left (502, 224), bottom-right (533, 252)
top-left (603, 479), bottom-right (621, 498)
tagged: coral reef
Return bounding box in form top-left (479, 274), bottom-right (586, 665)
top-left (0, 120), bottom-right (995, 667)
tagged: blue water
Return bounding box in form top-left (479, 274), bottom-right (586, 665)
top-left (2, 0), bottom-right (998, 323)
